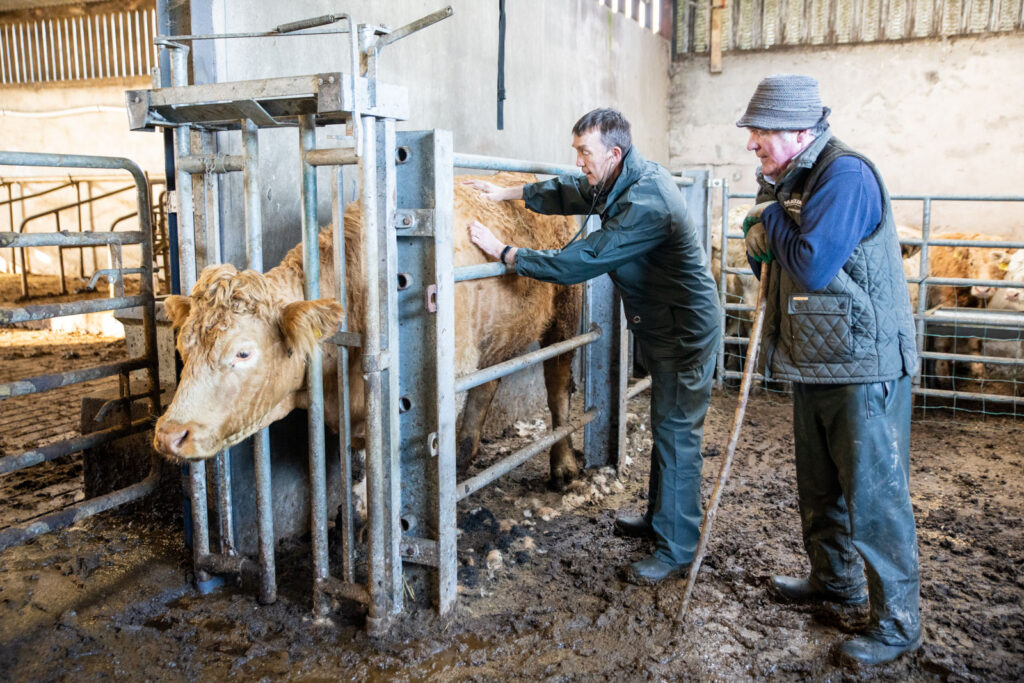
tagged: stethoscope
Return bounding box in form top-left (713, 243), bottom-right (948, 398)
top-left (562, 149), bottom-right (620, 249)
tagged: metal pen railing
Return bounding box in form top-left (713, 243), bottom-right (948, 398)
top-left (0, 150), bottom-right (161, 552)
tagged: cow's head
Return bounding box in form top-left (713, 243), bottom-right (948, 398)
top-left (153, 264), bottom-right (343, 461)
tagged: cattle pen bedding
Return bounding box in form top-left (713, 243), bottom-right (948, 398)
top-left (1, 331), bottom-right (1022, 681)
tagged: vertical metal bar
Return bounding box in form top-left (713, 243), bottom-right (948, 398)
top-left (70, 17), bottom-right (80, 81)
top-left (429, 130), bottom-right (458, 615)
top-left (360, 115), bottom-right (389, 633)
top-left (717, 182), bottom-right (729, 388)
top-left (331, 165), bottom-right (354, 584)
top-left (56, 213), bottom-right (67, 294)
top-left (166, 44), bottom-right (197, 290)
top-left (241, 118), bottom-right (276, 604)
top-left (299, 115), bottom-right (330, 618)
top-left (379, 118), bottom-right (403, 615)
top-left (914, 198), bottom-right (931, 393)
top-left (84, 16), bottom-right (94, 80)
top-left (75, 181), bottom-right (84, 277)
top-left (55, 18), bottom-right (64, 81)
top-left (212, 450), bottom-right (235, 555)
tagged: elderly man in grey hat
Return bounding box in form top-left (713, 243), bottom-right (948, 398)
top-left (737, 74), bottom-right (922, 667)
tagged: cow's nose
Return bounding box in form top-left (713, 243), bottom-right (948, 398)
top-left (155, 419), bottom-right (194, 458)
top-left (972, 285), bottom-right (994, 299)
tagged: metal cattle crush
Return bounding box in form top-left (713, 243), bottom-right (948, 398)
top-left (127, 9), bottom-right (709, 634)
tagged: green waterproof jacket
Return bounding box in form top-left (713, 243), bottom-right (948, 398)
top-left (515, 147), bottom-right (721, 371)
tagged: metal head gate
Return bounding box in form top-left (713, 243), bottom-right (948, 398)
top-left (0, 150), bottom-right (161, 551)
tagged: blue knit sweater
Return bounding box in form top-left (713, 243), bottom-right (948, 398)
top-left (752, 156), bottom-right (882, 291)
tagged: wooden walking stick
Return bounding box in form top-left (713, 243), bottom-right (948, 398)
top-left (677, 261), bottom-right (772, 623)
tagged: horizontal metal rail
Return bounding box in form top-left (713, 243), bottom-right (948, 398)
top-left (0, 294), bottom-right (146, 323)
top-left (453, 152), bottom-right (579, 177)
top-left (626, 376), bottom-right (652, 399)
top-left (915, 387), bottom-right (1022, 404)
top-left (920, 351), bottom-right (1024, 366)
top-left (177, 154), bottom-right (244, 174)
top-left (0, 229), bottom-right (144, 247)
top-left (922, 309), bottom-right (1024, 327)
top-left (456, 409), bottom-right (597, 501)
top-left (304, 147), bottom-right (359, 167)
top-left (455, 325), bottom-right (601, 393)
top-left (0, 357), bottom-right (149, 398)
top-left (0, 418), bottom-right (154, 475)
top-left (0, 465), bottom-right (158, 552)
top-left (316, 576), bottom-right (371, 604)
top-left (453, 261), bottom-right (513, 283)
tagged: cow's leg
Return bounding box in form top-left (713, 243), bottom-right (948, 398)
top-left (456, 379), bottom-right (500, 471)
top-left (542, 351), bottom-right (578, 489)
top-left (543, 283), bottom-right (582, 490)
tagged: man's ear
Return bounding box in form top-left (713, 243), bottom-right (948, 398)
top-left (280, 299), bottom-right (345, 357)
top-left (163, 295), bottom-right (192, 329)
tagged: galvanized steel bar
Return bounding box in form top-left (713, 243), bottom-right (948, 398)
top-left (430, 130), bottom-right (458, 614)
top-left (317, 576), bottom-right (371, 604)
top-left (915, 387), bottom-right (1022, 404)
top-left (0, 357), bottom-right (148, 398)
top-left (717, 182), bottom-right (730, 388)
top-left (0, 466), bottom-right (159, 552)
top-left (455, 326), bottom-right (602, 394)
top-left (299, 114), bottom-right (331, 618)
top-left (379, 118), bottom-right (404, 615)
top-left (0, 293), bottom-right (146, 323)
top-left (213, 450), bottom-right (235, 555)
top-left (456, 410), bottom-right (598, 501)
top-left (921, 309), bottom-right (1024, 327)
top-left (0, 418), bottom-right (153, 475)
top-left (304, 147), bottom-right (359, 167)
top-left (360, 115), bottom-right (389, 632)
top-left (241, 117), bottom-right (276, 603)
top-left (160, 41), bottom-right (198, 291)
top-left (627, 376), bottom-right (653, 399)
top-left (453, 262), bottom-right (513, 282)
top-left (177, 154), bottom-right (244, 174)
top-left (920, 350), bottom-right (1024, 366)
top-left (375, 6), bottom-right (454, 49)
top-left (331, 167), bottom-right (355, 583)
top-left (453, 152), bottom-right (579, 177)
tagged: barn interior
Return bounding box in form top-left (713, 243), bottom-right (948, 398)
top-left (1, 0), bottom-right (1023, 680)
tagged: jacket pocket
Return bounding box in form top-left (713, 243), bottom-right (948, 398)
top-left (785, 293), bottom-right (853, 364)
top-left (624, 304), bottom-right (674, 334)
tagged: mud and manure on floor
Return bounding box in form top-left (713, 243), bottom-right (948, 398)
top-left (1, 324), bottom-right (1022, 682)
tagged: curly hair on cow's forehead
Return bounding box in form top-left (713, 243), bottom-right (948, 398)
top-left (177, 265), bottom-right (279, 356)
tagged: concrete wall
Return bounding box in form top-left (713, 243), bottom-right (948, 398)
top-left (669, 33), bottom-right (1024, 235)
top-left (198, 0), bottom-right (671, 266)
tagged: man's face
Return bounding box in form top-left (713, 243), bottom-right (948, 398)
top-left (746, 128), bottom-right (810, 179)
top-left (573, 129), bottom-right (619, 187)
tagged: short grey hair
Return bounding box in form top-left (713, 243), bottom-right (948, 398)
top-left (573, 108), bottom-right (632, 156)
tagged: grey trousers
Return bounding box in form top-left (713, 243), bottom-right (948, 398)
top-left (645, 354), bottom-right (716, 566)
top-left (792, 374), bottom-right (921, 645)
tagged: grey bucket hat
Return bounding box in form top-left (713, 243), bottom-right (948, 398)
top-left (736, 74), bottom-right (830, 130)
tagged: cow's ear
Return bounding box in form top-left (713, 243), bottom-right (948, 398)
top-left (281, 299), bottom-right (345, 356)
top-left (163, 295), bottom-right (192, 329)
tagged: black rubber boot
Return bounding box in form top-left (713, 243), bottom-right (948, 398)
top-left (772, 575), bottom-right (867, 605)
top-left (613, 515), bottom-right (655, 539)
top-left (621, 556), bottom-right (689, 585)
top-left (838, 633), bottom-right (922, 667)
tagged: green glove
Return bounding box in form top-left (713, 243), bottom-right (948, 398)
top-left (744, 221), bottom-right (773, 263)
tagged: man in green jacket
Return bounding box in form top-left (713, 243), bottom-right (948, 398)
top-left (466, 108), bottom-right (721, 584)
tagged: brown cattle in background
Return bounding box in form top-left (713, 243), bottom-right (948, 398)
top-left (154, 172), bottom-right (583, 489)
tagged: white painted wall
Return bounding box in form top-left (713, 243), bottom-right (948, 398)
top-left (669, 33), bottom-right (1024, 236)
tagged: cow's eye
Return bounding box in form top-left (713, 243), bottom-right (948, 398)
top-left (236, 351), bottom-right (250, 360)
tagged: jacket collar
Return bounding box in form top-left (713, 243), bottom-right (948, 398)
top-left (757, 128), bottom-right (834, 189)
top-left (598, 146), bottom-right (646, 211)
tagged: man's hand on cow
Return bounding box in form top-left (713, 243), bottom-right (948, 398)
top-left (461, 179), bottom-right (524, 202)
top-left (468, 221), bottom-right (517, 265)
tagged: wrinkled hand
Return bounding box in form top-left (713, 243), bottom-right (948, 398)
top-left (468, 221), bottom-right (505, 261)
top-left (744, 222), bottom-right (773, 263)
top-left (462, 179), bottom-right (506, 202)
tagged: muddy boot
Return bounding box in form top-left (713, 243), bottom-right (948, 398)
top-left (621, 555), bottom-right (689, 586)
top-left (837, 633), bottom-right (922, 667)
top-left (613, 515), bottom-right (655, 539)
top-left (772, 575), bottom-right (867, 605)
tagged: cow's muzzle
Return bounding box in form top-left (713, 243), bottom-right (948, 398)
top-left (154, 418), bottom-right (212, 461)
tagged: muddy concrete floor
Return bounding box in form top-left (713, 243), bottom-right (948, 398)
top-left (1, 329), bottom-right (1023, 681)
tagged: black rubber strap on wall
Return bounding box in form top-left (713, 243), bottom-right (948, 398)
top-left (497, 0), bottom-right (506, 130)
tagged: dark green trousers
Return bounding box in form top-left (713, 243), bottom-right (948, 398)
top-left (792, 374), bottom-right (921, 646)
top-left (645, 354), bottom-right (716, 566)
